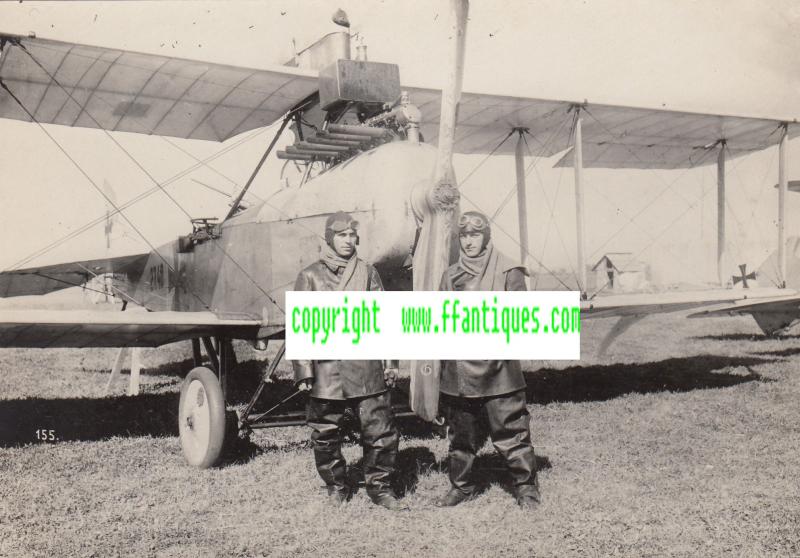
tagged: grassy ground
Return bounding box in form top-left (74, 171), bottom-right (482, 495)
top-left (1, 314), bottom-right (799, 557)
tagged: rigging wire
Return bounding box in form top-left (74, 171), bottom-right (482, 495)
top-left (464, 112), bottom-right (578, 288)
top-left (458, 129), bottom-right (515, 188)
top-left (589, 177), bottom-right (721, 299)
top-left (725, 142), bottom-right (781, 287)
top-left (582, 107), bottom-right (718, 260)
top-left (0, 78), bottom-right (214, 311)
top-left (571, 107), bottom-right (748, 296)
top-left (454, 113), bottom-right (578, 290)
top-left (588, 144), bottom-right (772, 297)
top-left (162, 136), bottom-right (266, 203)
top-left (522, 118), bottom-right (582, 288)
top-left (7, 126), bottom-right (270, 271)
top-left (15, 42), bottom-right (301, 315)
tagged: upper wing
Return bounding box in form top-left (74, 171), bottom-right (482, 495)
top-left (0, 253), bottom-right (150, 298)
top-left (406, 86), bottom-right (797, 169)
top-left (0, 308), bottom-right (262, 348)
top-left (0, 33), bottom-right (318, 141)
top-left (2, 33), bottom-right (794, 166)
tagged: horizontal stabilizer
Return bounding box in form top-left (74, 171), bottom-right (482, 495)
top-left (0, 253), bottom-right (150, 298)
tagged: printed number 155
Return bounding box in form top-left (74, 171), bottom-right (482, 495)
top-left (35, 429), bottom-right (56, 441)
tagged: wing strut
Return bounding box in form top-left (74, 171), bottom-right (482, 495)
top-left (778, 123), bottom-right (789, 287)
top-left (573, 108), bottom-right (588, 297)
top-left (224, 92), bottom-right (318, 221)
top-left (717, 142), bottom-right (727, 286)
top-left (514, 128), bottom-right (530, 269)
top-left (597, 315), bottom-right (645, 357)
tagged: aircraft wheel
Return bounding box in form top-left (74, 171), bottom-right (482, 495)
top-left (178, 366), bottom-right (227, 468)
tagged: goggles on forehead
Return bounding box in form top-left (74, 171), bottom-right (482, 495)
top-left (329, 219), bottom-right (360, 233)
top-left (458, 213), bottom-right (489, 231)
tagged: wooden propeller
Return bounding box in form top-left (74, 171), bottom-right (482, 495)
top-left (409, 0), bottom-right (469, 421)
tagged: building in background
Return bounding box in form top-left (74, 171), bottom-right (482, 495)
top-left (592, 252), bottom-right (650, 292)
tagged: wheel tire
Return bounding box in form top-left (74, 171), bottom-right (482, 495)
top-left (178, 367), bottom-right (227, 468)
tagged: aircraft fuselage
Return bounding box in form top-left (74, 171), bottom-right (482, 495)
top-left (132, 141), bottom-right (440, 338)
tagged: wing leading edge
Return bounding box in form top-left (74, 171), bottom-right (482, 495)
top-left (0, 309), bottom-right (263, 348)
top-left (0, 32), bottom-right (794, 167)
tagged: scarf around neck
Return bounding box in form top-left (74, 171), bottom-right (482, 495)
top-left (457, 241), bottom-right (520, 290)
top-left (322, 244), bottom-right (369, 290)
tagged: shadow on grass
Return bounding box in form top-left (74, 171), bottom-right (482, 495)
top-left (525, 355), bottom-right (772, 405)
top-left (1, 355), bottom-right (769, 449)
top-left (383, 446), bottom-right (552, 498)
top-left (754, 346), bottom-right (800, 358)
top-left (0, 392), bottom-right (180, 447)
top-left (690, 333), bottom-right (800, 341)
top-left (137, 357), bottom-right (196, 377)
top-left (0, 372), bottom-right (433, 452)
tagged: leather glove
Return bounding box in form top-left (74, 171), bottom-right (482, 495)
top-left (297, 378), bottom-right (313, 392)
top-left (383, 368), bottom-right (398, 388)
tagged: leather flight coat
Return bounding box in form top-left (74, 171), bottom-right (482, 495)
top-left (439, 263), bottom-right (528, 398)
top-left (292, 259), bottom-right (397, 400)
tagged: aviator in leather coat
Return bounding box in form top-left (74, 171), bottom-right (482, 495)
top-left (292, 259), bottom-right (397, 400)
top-left (439, 263), bottom-right (528, 398)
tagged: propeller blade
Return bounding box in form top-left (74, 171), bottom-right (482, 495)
top-left (409, 0), bottom-right (469, 421)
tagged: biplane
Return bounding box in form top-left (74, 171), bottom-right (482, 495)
top-left (0, 1), bottom-right (797, 467)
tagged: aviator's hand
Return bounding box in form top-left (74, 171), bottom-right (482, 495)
top-left (384, 368), bottom-right (398, 388)
top-left (297, 378), bottom-right (313, 392)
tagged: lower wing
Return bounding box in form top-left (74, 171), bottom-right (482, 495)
top-left (687, 294), bottom-right (800, 335)
top-left (581, 288), bottom-right (792, 319)
top-left (0, 309), bottom-right (263, 348)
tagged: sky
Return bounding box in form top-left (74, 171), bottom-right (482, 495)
top-left (0, 0), bottom-right (798, 287)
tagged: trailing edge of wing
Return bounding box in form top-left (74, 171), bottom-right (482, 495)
top-left (0, 33), bottom-right (318, 141)
top-left (0, 309), bottom-right (263, 348)
top-left (0, 253), bottom-right (150, 298)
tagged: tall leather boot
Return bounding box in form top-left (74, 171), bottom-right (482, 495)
top-left (440, 395), bottom-right (486, 506)
top-left (307, 397), bottom-right (349, 503)
top-left (359, 393), bottom-right (406, 510)
top-left (485, 390), bottom-right (540, 508)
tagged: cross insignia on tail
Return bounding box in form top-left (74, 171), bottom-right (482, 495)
top-left (732, 264), bottom-right (757, 288)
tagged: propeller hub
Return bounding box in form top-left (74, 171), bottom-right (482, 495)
top-left (429, 181), bottom-right (460, 212)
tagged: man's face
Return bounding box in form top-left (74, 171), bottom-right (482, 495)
top-left (459, 231), bottom-right (484, 257)
top-left (332, 228), bottom-right (357, 258)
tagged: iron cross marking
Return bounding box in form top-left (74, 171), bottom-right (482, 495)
top-left (732, 264), bottom-right (757, 288)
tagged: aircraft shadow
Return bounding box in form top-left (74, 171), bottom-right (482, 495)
top-left (524, 355), bottom-right (771, 405)
top-left (691, 333), bottom-right (800, 341)
top-left (347, 446), bottom-right (552, 498)
top-left (0, 392), bottom-right (180, 447)
top-left (0, 355), bottom-right (771, 449)
top-left (754, 346), bottom-right (800, 358)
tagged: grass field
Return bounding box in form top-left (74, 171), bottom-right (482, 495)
top-left (1, 313), bottom-right (799, 557)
